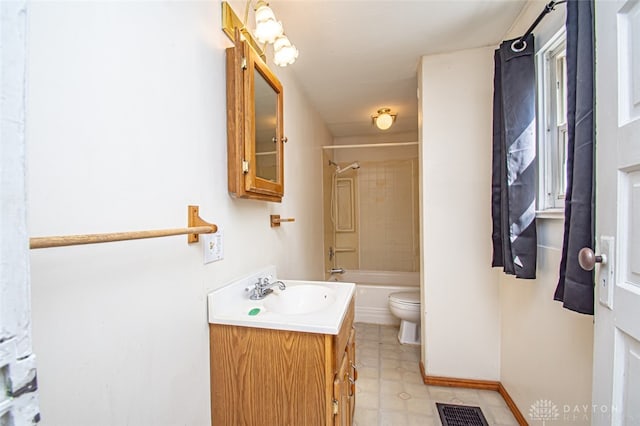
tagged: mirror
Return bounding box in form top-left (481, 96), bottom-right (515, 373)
top-left (254, 68), bottom-right (278, 183)
top-left (226, 29), bottom-right (285, 202)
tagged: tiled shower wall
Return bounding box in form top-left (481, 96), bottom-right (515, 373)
top-left (328, 144), bottom-right (420, 273)
top-left (358, 159), bottom-right (419, 272)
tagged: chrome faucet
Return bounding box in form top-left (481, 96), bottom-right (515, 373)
top-left (245, 277), bottom-right (286, 300)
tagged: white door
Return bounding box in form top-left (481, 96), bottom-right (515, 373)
top-left (593, 0), bottom-right (640, 424)
top-left (0, 1), bottom-right (40, 424)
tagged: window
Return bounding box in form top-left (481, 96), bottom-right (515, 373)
top-left (537, 29), bottom-right (568, 212)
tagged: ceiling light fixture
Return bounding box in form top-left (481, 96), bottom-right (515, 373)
top-left (372, 108), bottom-right (397, 130)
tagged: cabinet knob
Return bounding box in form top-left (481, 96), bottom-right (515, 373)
top-left (282, 136), bottom-right (288, 143)
top-left (578, 247), bottom-right (607, 271)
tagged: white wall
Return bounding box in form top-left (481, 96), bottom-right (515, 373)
top-left (419, 47), bottom-right (501, 380)
top-left (333, 132), bottom-right (418, 146)
top-left (417, 7), bottom-right (594, 413)
top-left (498, 2), bottom-right (594, 423)
top-left (25, 1), bottom-right (330, 425)
top-left (499, 234), bottom-right (594, 423)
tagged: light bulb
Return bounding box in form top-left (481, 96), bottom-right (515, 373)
top-left (254, 3), bottom-right (275, 22)
top-left (375, 112), bottom-right (393, 130)
top-left (254, 3), bottom-right (283, 44)
top-left (273, 35), bottom-right (299, 67)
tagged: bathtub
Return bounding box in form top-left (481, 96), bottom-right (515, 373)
top-left (335, 270), bottom-right (420, 325)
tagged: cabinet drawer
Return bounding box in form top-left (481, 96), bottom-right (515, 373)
top-left (334, 298), bottom-right (354, 367)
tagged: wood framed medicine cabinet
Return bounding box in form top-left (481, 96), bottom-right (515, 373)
top-left (226, 29), bottom-right (285, 203)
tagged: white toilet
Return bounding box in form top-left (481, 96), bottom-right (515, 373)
top-left (388, 291), bottom-right (421, 345)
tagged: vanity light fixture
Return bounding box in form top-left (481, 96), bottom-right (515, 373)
top-left (273, 34), bottom-right (299, 67)
top-left (253, 1), bottom-right (283, 44)
top-left (253, 1), bottom-right (298, 66)
top-left (222, 1), bottom-right (299, 67)
top-left (229, 0), bottom-right (298, 67)
top-left (372, 108), bottom-right (397, 130)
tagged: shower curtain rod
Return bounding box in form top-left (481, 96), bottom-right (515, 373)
top-left (322, 142), bottom-right (418, 150)
top-left (513, 0), bottom-right (566, 49)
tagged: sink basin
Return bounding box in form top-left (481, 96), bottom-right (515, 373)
top-left (264, 284), bottom-right (336, 315)
top-left (207, 266), bottom-right (356, 335)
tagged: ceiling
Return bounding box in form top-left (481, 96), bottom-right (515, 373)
top-left (269, 0), bottom-right (528, 139)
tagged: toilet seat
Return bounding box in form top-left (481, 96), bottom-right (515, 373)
top-left (388, 291), bottom-right (421, 345)
top-left (389, 291), bottom-right (420, 305)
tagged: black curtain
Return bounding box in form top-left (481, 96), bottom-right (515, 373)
top-left (554, 0), bottom-right (595, 315)
top-left (491, 34), bottom-right (538, 279)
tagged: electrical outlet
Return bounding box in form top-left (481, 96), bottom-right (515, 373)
top-left (203, 230), bottom-right (223, 264)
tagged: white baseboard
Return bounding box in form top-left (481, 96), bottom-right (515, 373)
top-left (355, 306), bottom-right (399, 325)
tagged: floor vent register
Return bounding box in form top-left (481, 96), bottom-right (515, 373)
top-left (436, 403), bottom-right (489, 426)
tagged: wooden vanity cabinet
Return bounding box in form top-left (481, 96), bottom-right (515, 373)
top-left (333, 328), bottom-right (356, 426)
top-left (209, 299), bottom-right (356, 426)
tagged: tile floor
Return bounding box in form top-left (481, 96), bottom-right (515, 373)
top-left (353, 323), bottom-right (519, 426)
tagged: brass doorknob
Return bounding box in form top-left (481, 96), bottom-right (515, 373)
top-left (578, 247), bottom-right (607, 271)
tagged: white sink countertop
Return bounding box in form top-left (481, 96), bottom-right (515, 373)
top-left (207, 267), bottom-right (355, 335)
